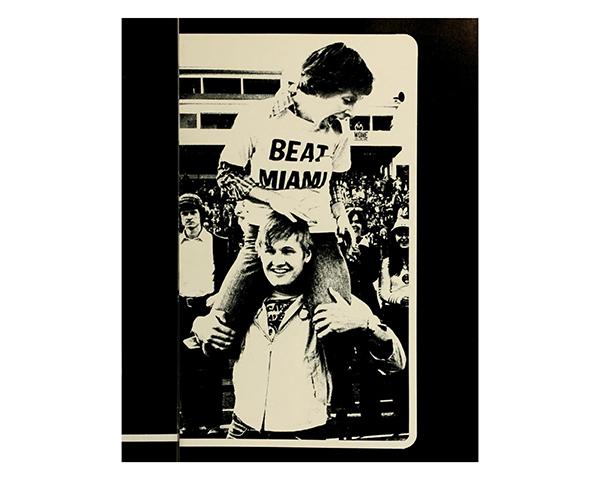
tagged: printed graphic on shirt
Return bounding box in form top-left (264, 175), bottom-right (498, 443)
top-left (268, 138), bottom-right (329, 163)
top-left (259, 167), bottom-right (329, 190)
top-left (220, 104), bottom-right (350, 232)
top-left (259, 138), bottom-right (332, 189)
top-left (264, 298), bottom-right (295, 338)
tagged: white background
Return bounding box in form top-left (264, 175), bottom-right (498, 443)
top-left (1, 1), bottom-right (599, 478)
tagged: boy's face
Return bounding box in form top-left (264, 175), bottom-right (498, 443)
top-left (258, 235), bottom-right (311, 288)
top-left (180, 209), bottom-right (201, 231)
top-left (309, 90), bottom-right (363, 123)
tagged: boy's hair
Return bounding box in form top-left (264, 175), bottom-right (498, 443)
top-left (298, 42), bottom-right (374, 97)
top-left (256, 212), bottom-right (313, 255)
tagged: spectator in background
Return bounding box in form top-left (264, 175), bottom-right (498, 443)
top-left (343, 207), bottom-right (385, 432)
top-left (378, 215), bottom-right (410, 434)
top-left (345, 208), bottom-right (381, 313)
top-left (379, 216), bottom-right (409, 308)
top-left (178, 193), bottom-right (232, 437)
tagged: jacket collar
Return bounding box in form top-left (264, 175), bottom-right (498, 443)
top-left (254, 295), bottom-right (307, 340)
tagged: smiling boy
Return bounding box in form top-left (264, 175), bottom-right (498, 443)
top-left (193, 213), bottom-right (406, 439)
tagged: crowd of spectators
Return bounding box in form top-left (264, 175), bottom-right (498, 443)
top-left (179, 169), bottom-right (409, 254)
top-left (341, 170), bottom-right (409, 255)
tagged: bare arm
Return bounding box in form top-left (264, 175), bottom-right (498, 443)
top-left (378, 258), bottom-right (394, 304)
top-left (386, 285), bottom-right (410, 305)
top-left (379, 258), bottom-right (409, 305)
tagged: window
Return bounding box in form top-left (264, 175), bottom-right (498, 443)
top-left (243, 78), bottom-right (280, 95)
top-left (200, 113), bottom-right (237, 129)
top-left (372, 116), bottom-right (393, 131)
top-left (350, 116), bottom-right (371, 131)
top-left (202, 77), bottom-right (241, 94)
top-left (179, 113), bottom-right (197, 129)
top-left (179, 78), bottom-right (201, 98)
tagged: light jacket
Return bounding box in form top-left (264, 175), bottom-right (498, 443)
top-left (232, 294), bottom-right (405, 432)
top-left (233, 295), bottom-right (330, 432)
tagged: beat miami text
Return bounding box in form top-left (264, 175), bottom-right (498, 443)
top-left (259, 138), bottom-right (331, 189)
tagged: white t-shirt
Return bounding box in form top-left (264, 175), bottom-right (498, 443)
top-left (220, 100), bottom-right (351, 233)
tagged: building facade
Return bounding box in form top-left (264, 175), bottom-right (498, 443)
top-left (178, 68), bottom-right (408, 180)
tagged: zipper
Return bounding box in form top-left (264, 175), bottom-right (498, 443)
top-left (260, 347), bottom-right (272, 432)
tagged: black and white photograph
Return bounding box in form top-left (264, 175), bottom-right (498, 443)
top-left (176, 33), bottom-right (417, 447)
top-left (10, 4), bottom-right (600, 476)
top-left (121, 18), bottom-right (478, 462)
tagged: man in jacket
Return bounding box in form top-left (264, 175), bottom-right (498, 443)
top-left (192, 212), bottom-right (405, 439)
